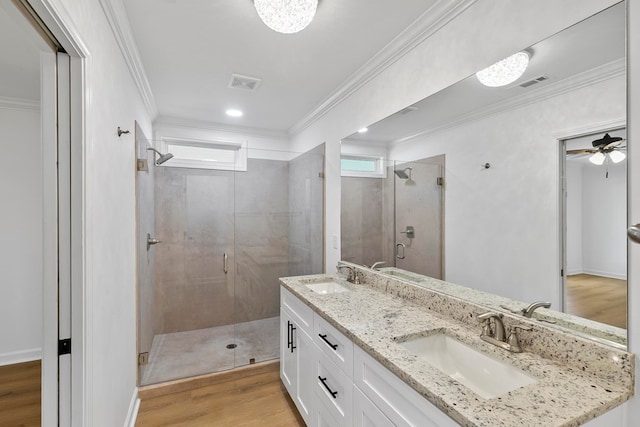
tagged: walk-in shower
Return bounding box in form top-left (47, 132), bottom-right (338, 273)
top-left (136, 136), bottom-right (325, 386)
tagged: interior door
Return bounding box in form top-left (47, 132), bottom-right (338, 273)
top-left (394, 161), bottom-right (444, 279)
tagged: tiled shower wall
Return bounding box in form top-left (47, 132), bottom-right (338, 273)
top-left (340, 176), bottom-right (387, 267)
top-left (152, 146), bottom-right (324, 336)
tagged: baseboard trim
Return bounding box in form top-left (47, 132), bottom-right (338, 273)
top-left (0, 348), bottom-right (42, 366)
top-left (124, 388), bottom-right (140, 427)
top-left (138, 359), bottom-right (279, 400)
top-left (581, 269), bottom-right (627, 281)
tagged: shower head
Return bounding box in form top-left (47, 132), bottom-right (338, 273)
top-left (147, 147), bottom-right (174, 165)
top-left (394, 167), bottom-right (412, 180)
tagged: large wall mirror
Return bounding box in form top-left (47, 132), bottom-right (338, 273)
top-left (340, 2), bottom-right (627, 347)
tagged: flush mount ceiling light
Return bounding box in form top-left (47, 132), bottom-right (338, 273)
top-left (357, 127), bottom-right (368, 133)
top-left (226, 109), bottom-right (243, 117)
top-left (254, 0), bottom-right (318, 34)
top-left (476, 51), bottom-right (531, 87)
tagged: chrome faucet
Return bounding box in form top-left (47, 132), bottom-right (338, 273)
top-left (521, 301), bottom-right (551, 318)
top-left (477, 312), bottom-right (506, 341)
top-left (336, 264), bottom-right (361, 284)
top-left (477, 311), bottom-right (532, 353)
top-left (369, 261), bottom-right (387, 270)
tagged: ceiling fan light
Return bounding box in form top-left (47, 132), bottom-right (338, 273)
top-left (589, 152), bottom-right (606, 165)
top-left (476, 51), bottom-right (530, 87)
top-left (254, 0), bottom-right (318, 34)
top-left (609, 150), bottom-right (626, 163)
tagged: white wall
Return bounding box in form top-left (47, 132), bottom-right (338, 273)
top-left (581, 162), bottom-right (627, 279)
top-left (0, 105), bottom-right (42, 365)
top-left (154, 117), bottom-right (293, 161)
top-left (289, 0), bottom-right (619, 273)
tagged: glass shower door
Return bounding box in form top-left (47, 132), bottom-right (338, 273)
top-left (394, 159), bottom-right (444, 278)
top-left (232, 145), bottom-right (325, 368)
top-left (140, 167), bottom-right (236, 385)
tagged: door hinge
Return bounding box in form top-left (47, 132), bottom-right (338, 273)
top-left (318, 172), bottom-right (325, 179)
top-left (436, 177), bottom-right (444, 186)
top-left (561, 269), bottom-right (564, 277)
top-left (138, 352), bottom-right (149, 365)
top-left (58, 338), bottom-right (71, 356)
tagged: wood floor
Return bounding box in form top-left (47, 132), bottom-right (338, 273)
top-left (0, 360), bottom-right (41, 427)
top-left (136, 361), bottom-right (305, 426)
top-left (566, 273), bottom-right (627, 329)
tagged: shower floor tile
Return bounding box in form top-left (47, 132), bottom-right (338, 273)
top-left (141, 316), bottom-right (280, 386)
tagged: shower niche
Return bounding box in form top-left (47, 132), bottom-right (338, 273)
top-left (135, 128), bottom-right (325, 386)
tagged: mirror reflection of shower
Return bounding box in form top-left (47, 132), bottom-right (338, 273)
top-left (147, 147), bottom-right (174, 165)
top-left (394, 167), bottom-right (415, 185)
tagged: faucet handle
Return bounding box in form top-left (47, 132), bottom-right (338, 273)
top-left (507, 325), bottom-right (533, 353)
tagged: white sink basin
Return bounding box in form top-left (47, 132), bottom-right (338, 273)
top-left (398, 333), bottom-right (537, 399)
top-left (305, 281), bottom-right (349, 295)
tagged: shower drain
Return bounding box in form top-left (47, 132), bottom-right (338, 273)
top-left (226, 343), bottom-right (237, 349)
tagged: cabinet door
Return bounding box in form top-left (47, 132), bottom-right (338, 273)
top-left (296, 328), bottom-right (315, 425)
top-left (280, 308), bottom-right (296, 395)
top-left (354, 386), bottom-right (395, 427)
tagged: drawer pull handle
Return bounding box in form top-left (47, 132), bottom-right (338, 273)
top-left (318, 376), bottom-right (338, 399)
top-left (319, 334), bottom-right (338, 350)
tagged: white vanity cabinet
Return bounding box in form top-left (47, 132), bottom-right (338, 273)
top-left (280, 288), bottom-right (315, 425)
top-left (354, 346), bottom-right (459, 427)
top-left (280, 286), bottom-right (460, 427)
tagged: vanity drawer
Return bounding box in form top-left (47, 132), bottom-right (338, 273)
top-left (314, 313), bottom-right (354, 377)
top-left (353, 385), bottom-right (395, 427)
top-left (354, 346), bottom-right (458, 427)
top-left (314, 349), bottom-right (353, 426)
top-left (281, 287), bottom-right (313, 335)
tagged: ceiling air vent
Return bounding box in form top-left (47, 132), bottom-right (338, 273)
top-left (519, 75), bottom-right (549, 88)
top-left (229, 74), bottom-right (262, 91)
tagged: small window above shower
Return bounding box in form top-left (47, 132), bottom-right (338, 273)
top-left (341, 154), bottom-right (386, 178)
top-left (158, 137), bottom-right (248, 171)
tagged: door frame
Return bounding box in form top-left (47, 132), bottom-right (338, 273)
top-left (25, 0), bottom-right (89, 425)
top-left (555, 118), bottom-right (626, 313)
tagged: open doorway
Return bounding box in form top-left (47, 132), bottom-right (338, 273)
top-left (562, 128), bottom-right (627, 330)
top-left (0, 2), bottom-right (56, 425)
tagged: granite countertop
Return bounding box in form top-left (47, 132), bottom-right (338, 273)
top-left (279, 272), bottom-right (634, 427)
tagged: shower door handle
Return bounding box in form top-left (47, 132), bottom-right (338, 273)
top-left (223, 253), bottom-right (228, 274)
top-left (396, 243), bottom-right (406, 259)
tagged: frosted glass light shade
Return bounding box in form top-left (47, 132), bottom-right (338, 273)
top-left (254, 0), bottom-right (318, 34)
top-left (476, 51), bottom-right (530, 87)
top-left (589, 152), bottom-right (606, 165)
top-left (609, 150), bottom-right (626, 163)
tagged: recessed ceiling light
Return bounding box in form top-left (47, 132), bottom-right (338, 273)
top-left (226, 109), bottom-right (243, 117)
top-left (358, 127), bottom-right (368, 133)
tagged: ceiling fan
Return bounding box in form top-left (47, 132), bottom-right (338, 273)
top-left (566, 133), bottom-right (627, 165)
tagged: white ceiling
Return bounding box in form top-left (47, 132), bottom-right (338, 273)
top-left (123, 0), bottom-right (439, 131)
top-left (345, 2), bottom-right (626, 145)
top-left (0, 3), bottom-right (49, 101)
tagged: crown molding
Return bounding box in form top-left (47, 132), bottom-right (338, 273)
top-left (154, 115), bottom-right (289, 140)
top-left (288, 0), bottom-right (478, 136)
top-left (98, 0), bottom-right (158, 119)
top-left (0, 96), bottom-right (40, 112)
top-left (393, 58), bottom-right (626, 146)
